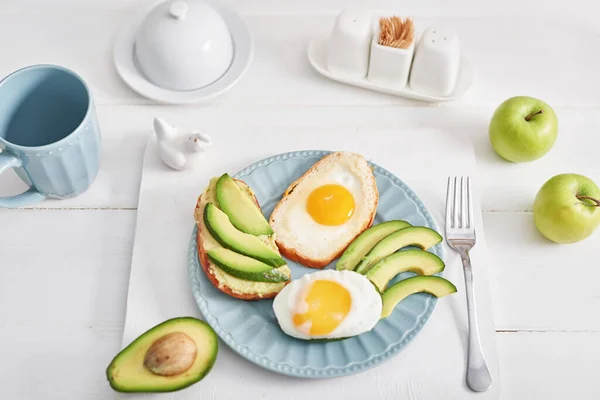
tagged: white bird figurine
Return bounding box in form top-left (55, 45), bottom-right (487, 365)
top-left (153, 117), bottom-right (212, 170)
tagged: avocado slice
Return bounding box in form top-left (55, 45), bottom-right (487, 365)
top-left (336, 220), bottom-right (411, 271)
top-left (207, 248), bottom-right (290, 283)
top-left (216, 173), bottom-right (274, 236)
top-left (365, 249), bottom-right (445, 292)
top-left (381, 276), bottom-right (457, 319)
top-left (106, 317), bottom-right (218, 393)
top-left (355, 226), bottom-right (442, 274)
top-left (204, 203), bottom-right (286, 267)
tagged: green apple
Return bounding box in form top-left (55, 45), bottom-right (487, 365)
top-left (533, 174), bottom-right (600, 243)
top-left (489, 96), bottom-right (558, 162)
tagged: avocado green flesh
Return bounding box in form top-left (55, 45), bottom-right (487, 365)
top-left (355, 226), bottom-right (443, 274)
top-left (365, 249), bottom-right (445, 292)
top-left (215, 173), bottom-right (273, 236)
top-left (380, 276), bottom-right (457, 318)
top-left (204, 203), bottom-right (285, 267)
top-left (106, 317), bottom-right (218, 393)
top-left (197, 178), bottom-right (289, 297)
top-left (336, 220), bottom-right (411, 271)
top-left (207, 248), bottom-right (289, 283)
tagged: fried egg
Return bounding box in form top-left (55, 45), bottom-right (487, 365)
top-left (273, 270), bottom-right (382, 340)
top-left (270, 152), bottom-right (378, 266)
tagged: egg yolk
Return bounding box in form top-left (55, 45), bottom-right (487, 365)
top-left (306, 184), bottom-right (355, 226)
top-left (292, 280), bottom-right (352, 336)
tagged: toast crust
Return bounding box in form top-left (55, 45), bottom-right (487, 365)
top-left (194, 180), bottom-right (288, 300)
top-left (270, 152), bottom-right (379, 269)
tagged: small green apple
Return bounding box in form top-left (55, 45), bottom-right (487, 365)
top-left (489, 96), bottom-right (558, 162)
top-left (533, 174), bottom-right (600, 243)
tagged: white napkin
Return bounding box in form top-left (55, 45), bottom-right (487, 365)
top-left (118, 128), bottom-right (501, 400)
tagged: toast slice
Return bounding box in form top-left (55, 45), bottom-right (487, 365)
top-left (194, 178), bottom-right (290, 300)
top-left (269, 152), bottom-right (379, 269)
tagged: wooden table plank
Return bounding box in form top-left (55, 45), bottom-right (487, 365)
top-left (0, 14), bottom-right (596, 106)
top-left (1, 0), bottom-right (596, 17)
top-left (0, 210), bottom-right (135, 328)
top-left (485, 212), bottom-right (600, 331)
top-left (1, 326), bottom-right (597, 399)
top-left (0, 3), bottom-right (598, 398)
top-left (0, 326), bottom-right (121, 400)
top-left (498, 331), bottom-right (600, 399)
top-left (1, 106), bottom-right (598, 212)
top-left (1, 209), bottom-right (597, 332)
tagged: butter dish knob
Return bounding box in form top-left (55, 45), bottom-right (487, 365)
top-left (169, 1), bottom-right (189, 20)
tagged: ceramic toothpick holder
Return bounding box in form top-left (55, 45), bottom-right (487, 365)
top-left (153, 117), bottom-right (212, 171)
top-left (367, 27), bottom-right (415, 87)
top-left (409, 27), bottom-right (461, 97)
top-left (326, 9), bottom-right (373, 78)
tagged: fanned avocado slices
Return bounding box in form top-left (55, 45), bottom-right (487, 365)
top-left (365, 249), bottom-right (445, 292)
top-left (336, 220), bottom-right (411, 271)
top-left (215, 173), bottom-right (273, 236)
top-left (204, 202), bottom-right (285, 267)
top-left (380, 276), bottom-right (457, 319)
top-left (355, 226), bottom-right (442, 274)
top-left (207, 248), bottom-right (289, 283)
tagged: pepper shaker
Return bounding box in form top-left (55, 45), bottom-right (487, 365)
top-left (409, 27), bottom-right (460, 97)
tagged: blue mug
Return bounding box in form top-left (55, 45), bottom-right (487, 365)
top-left (0, 65), bottom-right (101, 207)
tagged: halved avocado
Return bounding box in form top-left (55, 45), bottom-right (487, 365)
top-left (380, 276), bottom-right (457, 318)
top-left (336, 220), bottom-right (411, 271)
top-left (106, 317), bottom-right (218, 393)
top-left (355, 226), bottom-right (442, 274)
top-left (207, 248), bottom-right (290, 283)
top-left (204, 203), bottom-right (285, 267)
top-left (365, 249), bottom-right (445, 292)
top-left (215, 173), bottom-right (273, 236)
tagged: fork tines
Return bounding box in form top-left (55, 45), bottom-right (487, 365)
top-left (445, 176), bottom-right (474, 231)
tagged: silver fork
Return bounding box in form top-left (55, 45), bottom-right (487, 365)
top-left (445, 177), bottom-right (492, 392)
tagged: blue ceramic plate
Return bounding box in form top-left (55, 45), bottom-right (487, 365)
top-left (188, 151), bottom-right (443, 378)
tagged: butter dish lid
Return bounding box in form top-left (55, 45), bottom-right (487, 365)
top-left (114, 0), bottom-right (253, 104)
top-left (135, 0), bottom-right (233, 91)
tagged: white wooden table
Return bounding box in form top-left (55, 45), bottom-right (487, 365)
top-left (1, 1), bottom-right (599, 398)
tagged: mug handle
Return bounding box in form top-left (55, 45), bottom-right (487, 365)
top-left (0, 152), bottom-right (46, 208)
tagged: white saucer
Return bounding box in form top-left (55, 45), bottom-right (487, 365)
top-left (114, 1), bottom-right (253, 104)
top-left (307, 34), bottom-right (475, 103)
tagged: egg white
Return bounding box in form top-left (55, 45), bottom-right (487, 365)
top-left (272, 270), bottom-right (382, 340)
top-left (281, 165), bottom-right (366, 256)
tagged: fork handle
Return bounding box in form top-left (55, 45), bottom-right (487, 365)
top-left (459, 249), bottom-right (492, 392)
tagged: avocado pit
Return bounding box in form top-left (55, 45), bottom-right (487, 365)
top-left (143, 332), bottom-right (197, 376)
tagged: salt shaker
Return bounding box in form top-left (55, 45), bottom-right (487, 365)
top-left (326, 9), bottom-right (373, 77)
top-left (409, 27), bottom-right (460, 97)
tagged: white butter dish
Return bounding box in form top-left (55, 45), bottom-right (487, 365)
top-left (409, 27), bottom-right (460, 97)
top-left (326, 9), bottom-right (373, 78)
top-left (113, 0), bottom-right (253, 104)
top-left (308, 33), bottom-right (474, 103)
